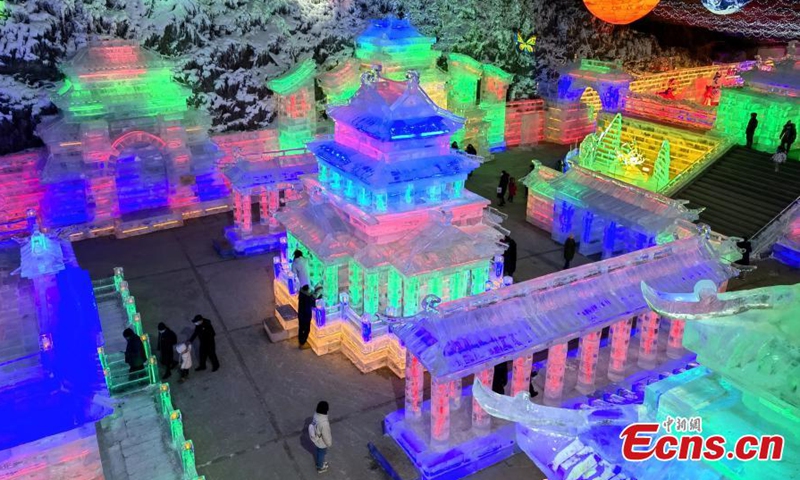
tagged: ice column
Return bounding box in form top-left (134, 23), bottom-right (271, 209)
top-left (608, 318), bottom-right (633, 381)
top-left (576, 331), bottom-right (601, 394)
top-left (450, 380), bottom-right (462, 410)
top-left (544, 343), bottom-right (568, 405)
top-left (511, 353), bottom-right (534, 396)
top-left (404, 352), bottom-right (424, 421)
top-left (666, 318), bottom-right (685, 359)
top-left (637, 312), bottom-right (660, 369)
top-left (431, 378), bottom-right (450, 443)
top-left (259, 189), bottom-right (269, 225)
top-left (471, 368), bottom-right (494, 430)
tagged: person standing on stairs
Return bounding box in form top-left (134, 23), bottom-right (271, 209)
top-left (123, 328), bottom-right (146, 380)
top-left (563, 234), bottom-right (577, 269)
top-left (157, 322), bottom-right (178, 380)
top-left (188, 315), bottom-right (219, 372)
top-left (745, 113), bottom-right (758, 149)
top-left (773, 147), bottom-right (787, 173)
top-left (779, 121), bottom-right (796, 154)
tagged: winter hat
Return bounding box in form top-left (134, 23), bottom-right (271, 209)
top-left (157, 322), bottom-right (167, 331)
top-left (192, 315), bottom-right (204, 324)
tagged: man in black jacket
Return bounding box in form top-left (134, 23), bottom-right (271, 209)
top-left (745, 112), bottom-right (758, 148)
top-left (563, 234), bottom-right (577, 269)
top-left (188, 315), bottom-right (220, 372)
top-left (157, 322), bottom-right (178, 380)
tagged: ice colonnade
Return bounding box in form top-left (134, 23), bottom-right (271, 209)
top-left (381, 233), bottom-right (739, 479)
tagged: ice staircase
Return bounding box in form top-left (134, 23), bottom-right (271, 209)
top-left (93, 268), bottom-right (204, 480)
top-left (673, 146), bottom-right (800, 239)
top-left (93, 276), bottom-right (152, 395)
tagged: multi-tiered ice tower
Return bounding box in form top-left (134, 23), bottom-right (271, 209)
top-left (272, 71), bottom-right (506, 376)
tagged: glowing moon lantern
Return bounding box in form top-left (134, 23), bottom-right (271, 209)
top-left (701, 0), bottom-right (752, 15)
top-left (583, 0), bottom-right (662, 25)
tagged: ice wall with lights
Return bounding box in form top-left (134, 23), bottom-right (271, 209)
top-left (0, 219), bottom-right (111, 475)
top-left (714, 65), bottom-right (800, 158)
top-left (272, 71), bottom-right (505, 376)
top-left (523, 163), bottom-right (700, 258)
top-left (33, 40), bottom-right (229, 239)
top-left (267, 59), bottom-right (318, 150)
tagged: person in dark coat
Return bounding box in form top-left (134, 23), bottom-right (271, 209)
top-left (780, 121), bottom-right (796, 153)
top-left (737, 238), bottom-right (752, 266)
top-left (563, 234), bottom-right (577, 269)
top-left (188, 315), bottom-right (219, 372)
top-left (497, 170), bottom-right (510, 206)
top-left (492, 361), bottom-right (508, 395)
top-left (745, 113), bottom-right (758, 148)
top-left (157, 322), bottom-right (178, 380)
top-left (502, 235), bottom-right (517, 278)
top-left (297, 285), bottom-right (315, 349)
top-left (124, 328), bottom-right (146, 379)
top-left (450, 141), bottom-right (459, 150)
top-left (465, 144), bottom-right (477, 155)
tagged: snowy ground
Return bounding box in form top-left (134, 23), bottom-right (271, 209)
top-left (71, 144), bottom-right (796, 479)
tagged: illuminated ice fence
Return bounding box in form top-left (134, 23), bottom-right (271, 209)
top-left (471, 279), bottom-right (798, 480)
top-left (270, 69), bottom-right (507, 376)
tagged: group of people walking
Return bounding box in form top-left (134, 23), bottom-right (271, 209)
top-left (123, 314), bottom-right (220, 384)
top-left (746, 113), bottom-right (796, 172)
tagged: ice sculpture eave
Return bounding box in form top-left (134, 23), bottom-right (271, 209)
top-left (392, 235), bottom-right (738, 381)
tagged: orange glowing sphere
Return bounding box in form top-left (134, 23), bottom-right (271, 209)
top-left (583, 0), bottom-right (662, 25)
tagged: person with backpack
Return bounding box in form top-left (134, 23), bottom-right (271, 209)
top-left (309, 401), bottom-right (332, 473)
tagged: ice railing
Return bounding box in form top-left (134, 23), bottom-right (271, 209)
top-left (751, 196), bottom-right (800, 260)
top-left (157, 383), bottom-right (206, 480)
top-left (659, 134), bottom-right (735, 197)
top-left (97, 268), bottom-right (158, 394)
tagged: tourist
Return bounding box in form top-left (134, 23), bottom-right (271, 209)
top-left (779, 121), bottom-right (796, 154)
top-left (176, 343), bottom-right (193, 384)
top-left (492, 361), bottom-right (508, 395)
top-left (297, 285), bottom-right (317, 349)
top-left (450, 141), bottom-right (459, 150)
top-left (507, 177), bottom-right (517, 203)
top-left (563, 234), bottom-right (577, 269)
top-left (497, 170), bottom-right (510, 207)
top-left (502, 235), bottom-right (517, 279)
top-left (528, 370), bottom-right (539, 398)
top-left (292, 250), bottom-right (310, 290)
top-left (773, 147), bottom-right (787, 173)
top-left (156, 322), bottom-right (178, 380)
top-left (737, 237), bottom-right (752, 267)
top-left (465, 144), bottom-right (477, 156)
top-left (745, 113), bottom-right (758, 148)
top-left (188, 315), bottom-right (219, 372)
top-left (309, 401), bottom-right (332, 473)
top-left (123, 328), bottom-right (146, 379)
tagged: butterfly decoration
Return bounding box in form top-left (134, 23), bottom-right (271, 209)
top-left (516, 32), bottom-right (537, 53)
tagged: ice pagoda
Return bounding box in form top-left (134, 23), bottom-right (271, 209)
top-left (271, 70), bottom-right (506, 376)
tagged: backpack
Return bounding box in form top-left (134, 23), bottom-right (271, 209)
top-left (308, 421), bottom-right (321, 442)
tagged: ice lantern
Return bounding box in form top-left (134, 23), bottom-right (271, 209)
top-left (583, 0), bottom-right (661, 25)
